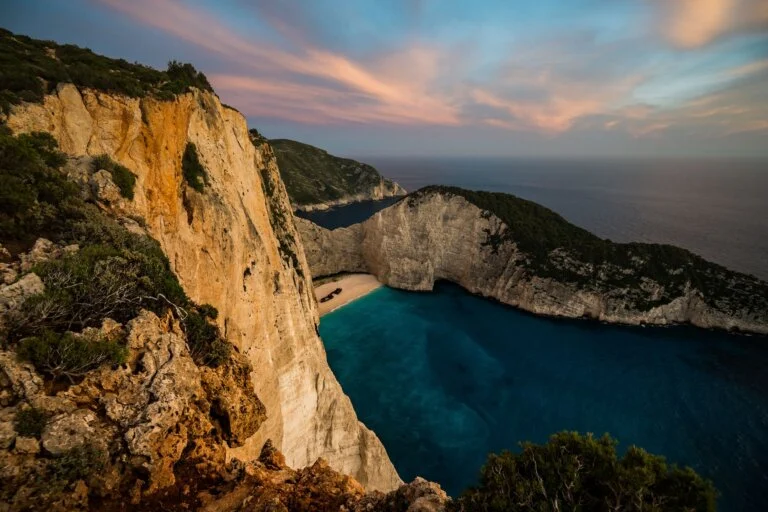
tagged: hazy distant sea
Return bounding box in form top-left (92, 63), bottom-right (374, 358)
top-left (354, 157), bottom-right (768, 280)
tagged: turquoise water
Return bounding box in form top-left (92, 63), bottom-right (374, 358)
top-left (320, 282), bottom-right (768, 511)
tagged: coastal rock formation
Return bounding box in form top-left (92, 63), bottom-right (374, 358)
top-left (7, 84), bottom-right (401, 491)
top-left (267, 137), bottom-right (406, 211)
top-left (297, 189), bottom-right (768, 334)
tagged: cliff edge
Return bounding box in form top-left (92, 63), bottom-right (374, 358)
top-left (5, 83), bottom-right (401, 491)
top-left (297, 187), bottom-right (768, 334)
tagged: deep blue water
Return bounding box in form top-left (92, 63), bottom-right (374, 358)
top-left (320, 282), bottom-right (768, 511)
top-left (295, 197), bottom-right (401, 230)
top-left (310, 158), bottom-right (768, 279)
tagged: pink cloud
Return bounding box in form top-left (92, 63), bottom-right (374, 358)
top-left (655, 0), bottom-right (768, 48)
top-left (95, 0), bottom-right (768, 139)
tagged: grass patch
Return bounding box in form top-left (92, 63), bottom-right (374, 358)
top-left (182, 142), bottom-right (208, 192)
top-left (92, 154), bottom-right (137, 200)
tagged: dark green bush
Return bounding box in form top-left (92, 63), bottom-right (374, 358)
top-left (92, 154), bottom-right (137, 200)
top-left (182, 142), bottom-right (208, 192)
top-left (453, 431), bottom-right (717, 512)
top-left (17, 330), bottom-right (127, 382)
top-left (50, 444), bottom-right (105, 483)
top-left (0, 128), bottom-right (78, 241)
top-left (13, 407), bottom-right (48, 438)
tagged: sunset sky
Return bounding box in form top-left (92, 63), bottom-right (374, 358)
top-left (3, 0), bottom-right (768, 157)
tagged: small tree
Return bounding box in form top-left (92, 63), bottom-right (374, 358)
top-left (453, 432), bottom-right (717, 512)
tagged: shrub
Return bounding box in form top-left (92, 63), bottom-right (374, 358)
top-left (0, 128), bottom-right (78, 241)
top-left (17, 330), bottom-right (127, 382)
top-left (13, 407), bottom-right (48, 438)
top-left (182, 142), bottom-right (208, 192)
top-left (183, 309), bottom-right (230, 367)
top-left (50, 444), bottom-right (105, 483)
top-left (452, 431), bottom-right (717, 512)
top-left (92, 154), bottom-right (137, 200)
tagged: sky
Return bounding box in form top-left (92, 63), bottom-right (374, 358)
top-left (3, 0), bottom-right (768, 158)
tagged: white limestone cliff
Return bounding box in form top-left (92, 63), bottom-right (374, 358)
top-left (6, 84), bottom-right (401, 491)
top-left (296, 192), bottom-right (768, 335)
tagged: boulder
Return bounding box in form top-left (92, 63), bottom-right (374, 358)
top-left (42, 409), bottom-right (104, 456)
top-left (20, 238), bottom-right (60, 272)
top-left (89, 169), bottom-right (123, 205)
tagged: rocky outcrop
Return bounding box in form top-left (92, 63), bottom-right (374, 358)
top-left (0, 310), bottom-right (266, 509)
top-left (297, 191), bottom-right (768, 334)
top-left (7, 84), bottom-right (400, 491)
top-left (198, 441), bottom-right (449, 512)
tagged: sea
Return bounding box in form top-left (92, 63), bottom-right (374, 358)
top-left (305, 157), bottom-right (768, 511)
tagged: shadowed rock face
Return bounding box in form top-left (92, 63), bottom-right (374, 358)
top-left (296, 190), bottom-right (768, 334)
top-left (7, 84), bottom-right (400, 492)
top-left (269, 138), bottom-right (406, 212)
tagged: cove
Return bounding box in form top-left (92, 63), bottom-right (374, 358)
top-left (320, 282), bottom-right (768, 511)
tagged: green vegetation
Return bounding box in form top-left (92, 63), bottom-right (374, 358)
top-left (266, 138), bottom-right (402, 207)
top-left (50, 445), bottom-right (105, 483)
top-left (453, 432), bottom-right (717, 512)
top-left (0, 129), bottom-right (230, 369)
top-left (13, 407), bottom-right (48, 438)
top-left (0, 128), bottom-right (76, 240)
top-left (92, 154), bottom-right (137, 200)
top-left (0, 28), bottom-right (213, 113)
top-left (409, 186), bottom-right (768, 312)
top-left (17, 330), bottom-right (127, 382)
top-left (182, 142), bottom-right (208, 192)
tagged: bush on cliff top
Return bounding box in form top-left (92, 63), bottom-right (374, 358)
top-left (453, 431), bottom-right (717, 512)
top-left (0, 28), bottom-right (214, 113)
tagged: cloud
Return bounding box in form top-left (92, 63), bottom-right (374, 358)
top-left (94, 0), bottom-right (768, 141)
top-left (655, 0), bottom-right (768, 48)
top-left (96, 0), bottom-right (459, 126)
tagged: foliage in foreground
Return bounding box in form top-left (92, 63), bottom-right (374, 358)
top-left (453, 432), bottom-right (717, 512)
top-left (1, 128), bottom-right (229, 369)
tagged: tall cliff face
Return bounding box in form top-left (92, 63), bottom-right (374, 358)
top-left (297, 191), bottom-right (768, 334)
top-left (6, 84), bottom-right (400, 491)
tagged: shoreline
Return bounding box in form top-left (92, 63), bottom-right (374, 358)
top-left (315, 273), bottom-right (383, 316)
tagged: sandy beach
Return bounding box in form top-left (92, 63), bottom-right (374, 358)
top-left (315, 273), bottom-right (382, 316)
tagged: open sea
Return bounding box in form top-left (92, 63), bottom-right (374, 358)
top-left (309, 158), bottom-right (768, 510)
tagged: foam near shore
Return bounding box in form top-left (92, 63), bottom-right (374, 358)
top-left (315, 273), bottom-right (383, 316)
